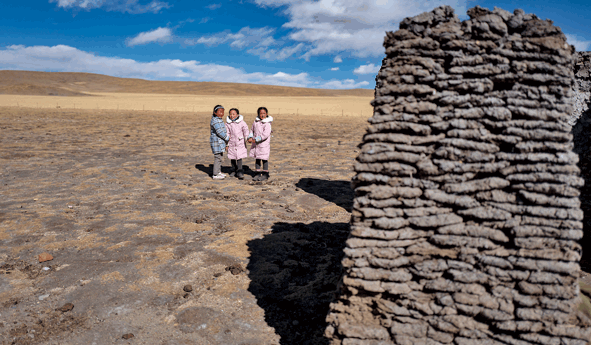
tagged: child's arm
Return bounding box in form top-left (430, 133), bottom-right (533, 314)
top-left (255, 124), bottom-right (271, 143)
top-left (241, 122), bottom-right (250, 140)
top-left (213, 119), bottom-right (229, 142)
top-left (247, 123), bottom-right (254, 143)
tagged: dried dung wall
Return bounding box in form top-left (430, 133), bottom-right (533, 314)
top-left (571, 52), bottom-right (591, 125)
top-left (326, 6), bottom-right (591, 345)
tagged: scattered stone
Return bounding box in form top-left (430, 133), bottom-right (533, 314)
top-left (225, 264), bottom-right (244, 275)
top-left (183, 285), bottom-right (193, 293)
top-left (38, 253), bottom-right (53, 263)
top-left (56, 303), bottom-right (74, 312)
top-left (122, 333), bottom-right (134, 339)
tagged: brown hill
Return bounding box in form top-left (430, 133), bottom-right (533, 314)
top-left (0, 70), bottom-right (374, 97)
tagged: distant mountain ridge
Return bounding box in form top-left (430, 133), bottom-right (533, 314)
top-left (0, 71), bottom-right (374, 97)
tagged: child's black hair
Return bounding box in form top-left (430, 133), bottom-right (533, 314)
top-left (213, 104), bottom-right (224, 114)
top-left (257, 107), bottom-right (269, 116)
top-left (229, 108), bottom-right (240, 115)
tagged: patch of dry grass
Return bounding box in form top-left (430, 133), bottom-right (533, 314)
top-left (0, 92), bottom-right (374, 117)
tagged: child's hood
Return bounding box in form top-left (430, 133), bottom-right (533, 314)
top-left (226, 114), bottom-right (244, 124)
top-left (255, 115), bottom-right (273, 123)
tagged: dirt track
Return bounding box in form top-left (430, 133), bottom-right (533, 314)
top-left (0, 107), bottom-right (366, 344)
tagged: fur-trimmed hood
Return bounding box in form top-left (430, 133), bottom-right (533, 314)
top-left (226, 114), bottom-right (244, 124)
top-left (255, 115), bottom-right (273, 123)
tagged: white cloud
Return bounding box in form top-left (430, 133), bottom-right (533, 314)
top-left (187, 36), bottom-right (222, 46)
top-left (188, 27), bottom-right (276, 49)
top-left (187, 27), bottom-right (307, 61)
top-left (199, 17), bottom-right (210, 24)
top-left (330, 67), bottom-right (339, 71)
top-left (566, 34), bottom-right (591, 52)
top-left (0, 44), bottom-right (370, 89)
top-left (50, 0), bottom-right (170, 13)
top-left (353, 63), bottom-right (379, 75)
top-left (206, 3), bottom-right (221, 10)
top-left (333, 55), bottom-right (343, 63)
top-left (248, 43), bottom-right (305, 61)
top-left (127, 27), bottom-right (172, 46)
top-left (253, 0), bottom-right (467, 59)
top-left (320, 79), bottom-right (370, 89)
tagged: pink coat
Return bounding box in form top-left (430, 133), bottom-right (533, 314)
top-left (249, 116), bottom-right (273, 160)
top-left (225, 115), bottom-right (250, 160)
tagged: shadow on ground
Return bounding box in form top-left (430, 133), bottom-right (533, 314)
top-left (194, 163), bottom-right (255, 177)
top-left (573, 108), bottom-right (591, 271)
top-left (295, 178), bottom-right (353, 212)
top-left (247, 221), bottom-right (350, 345)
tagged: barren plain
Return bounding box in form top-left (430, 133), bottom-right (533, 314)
top-left (2, 71), bottom-right (591, 345)
top-left (0, 102), bottom-right (365, 344)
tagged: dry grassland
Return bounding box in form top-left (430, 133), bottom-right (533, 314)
top-left (0, 105), bottom-right (369, 344)
top-left (0, 92), bottom-right (374, 117)
top-left (0, 71), bottom-right (377, 344)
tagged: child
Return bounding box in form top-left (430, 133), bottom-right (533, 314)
top-left (225, 108), bottom-right (249, 179)
top-left (210, 104), bottom-right (229, 180)
top-left (248, 107), bottom-right (273, 181)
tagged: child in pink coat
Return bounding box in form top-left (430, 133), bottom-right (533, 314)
top-left (247, 106), bottom-right (273, 181)
top-left (225, 108), bottom-right (250, 180)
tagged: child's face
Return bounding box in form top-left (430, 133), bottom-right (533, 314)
top-left (229, 110), bottom-right (238, 120)
top-left (215, 108), bottom-right (225, 118)
top-left (259, 109), bottom-right (268, 119)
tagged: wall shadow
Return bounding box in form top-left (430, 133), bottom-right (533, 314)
top-left (295, 178), bottom-right (353, 212)
top-left (573, 107), bottom-right (591, 271)
top-left (247, 221), bottom-right (350, 345)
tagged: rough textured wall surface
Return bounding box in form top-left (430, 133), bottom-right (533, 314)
top-left (571, 52), bottom-right (591, 125)
top-left (325, 6), bottom-right (591, 345)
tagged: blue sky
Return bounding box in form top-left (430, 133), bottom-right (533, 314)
top-left (0, 0), bottom-right (590, 89)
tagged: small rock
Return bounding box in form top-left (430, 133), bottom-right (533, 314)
top-left (38, 253), bottom-right (53, 263)
top-left (213, 272), bottom-right (223, 277)
top-left (183, 293), bottom-right (190, 299)
top-left (122, 333), bottom-right (134, 339)
top-left (225, 264), bottom-right (244, 275)
top-left (183, 285), bottom-right (193, 292)
top-left (56, 303), bottom-right (74, 312)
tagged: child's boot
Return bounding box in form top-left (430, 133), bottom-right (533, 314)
top-left (253, 171), bottom-right (262, 181)
top-left (259, 171), bottom-right (269, 181)
top-left (229, 160), bottom-right (237, 177)
top-left (236, 169), bottom-right (244, 180)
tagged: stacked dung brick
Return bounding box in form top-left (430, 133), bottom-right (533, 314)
top-left (571, 52), bottom-right (591, 125)
top-left (326, 5), bottom-right (591, 345)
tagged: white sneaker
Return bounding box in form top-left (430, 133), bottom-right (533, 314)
top-left (219, 172), bottom-right (227, 177)
top-left (212, 173), bottom-right (225, 180)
